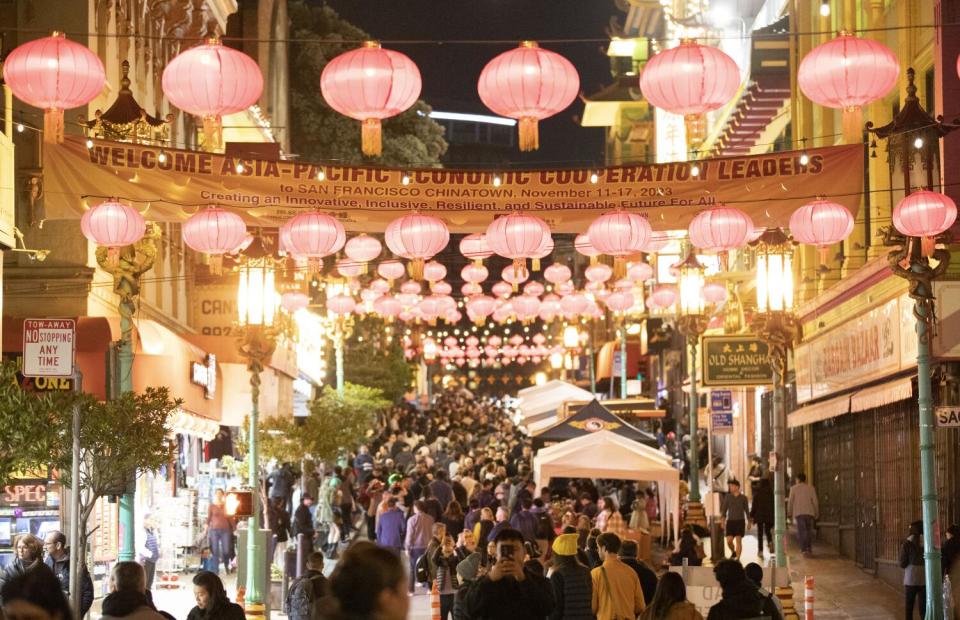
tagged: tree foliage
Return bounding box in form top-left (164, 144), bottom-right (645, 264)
top-left (0, 362), bottom-right (64, 487)
top-left (287, 0), bottom-right (447, 166)
top-left (334, 316), bottom-right (414, 403)
top-left (259, 382), bottom-right (387, 464)
top-left (52, 388), bottom-right (180, 563)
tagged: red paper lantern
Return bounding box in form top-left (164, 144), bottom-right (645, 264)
top-left (688, 206), bottom-right (753, 259)
top-left (163, 38), bottom-right (263, 149)
top-left (893, 190), bottom-right (958, 255)
top-left (377, 260), bottom-right (407, 281)
top-left (320, 41), bottom-right (422, 156)
top-left (344, 234), bottom-right (382, 273)
top-left (461, 263), bottom-right (489, 284)
top-left (80, 199), bottom-right (146, 265)
top-left (478, 41), bottom-right (579, 151)
top-left (385, 213), bottom-right (449, 279)
top-left (798, 34), bottom-right (899, 140)
top-left (789, 200), bottom-right (855, 259)
top-left (640, 40), bottom-right (740, 117)
top-left (460, 233), bottom-right (493, 264)
top-left (281, 212), bottom-right (345, 272)
top-left (486, 212), bottom-right (552, 278)
top-left (3, 32), bottom-right (106, 143)
top-left (182, 206), bottom-right (247, 274)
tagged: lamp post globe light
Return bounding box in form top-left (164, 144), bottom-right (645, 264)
top-left (750, 228), bottom-right (800, 570)
top-left (235, 233), bottom-right (280, 615)
top-left (675, 251), bottom-right (708, 519)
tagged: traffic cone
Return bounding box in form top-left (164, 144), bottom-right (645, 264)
top-left (430, 580), bottom-right (441, 620)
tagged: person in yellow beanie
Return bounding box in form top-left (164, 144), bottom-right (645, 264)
top-left (548, 533), bottom-right (594, 620)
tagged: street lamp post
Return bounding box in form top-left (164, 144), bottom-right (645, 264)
top-left (676, 251), bottom-right (707, 522)
top-left (235, 234), bottom-right (279, 617)
top-left (867, 68), bottom-right (957, 619)
top-left (751, 228), bottom-right (800, 570)
top-left (95, 224), bottom-right (160, 562)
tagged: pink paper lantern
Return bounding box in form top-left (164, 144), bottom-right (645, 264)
top-left (798, 34), bottom-right (898, 139)
top-left (400, 280), bottom-right (422, 295)
top-left (605, 291), bottom-right (635, 312)
top-left (640, 41), bottom-right (740, 116)
top-left (589, 211), bottom-right (653, 257)
top-left (645, 235), bottom-right (670, 253)
top-left (560, 293), bottom-right (588, 316)
top-left (544, 263), bottom-right (572, 284)
top-left (385, 213), bottom-right (449, 279)
top-left (486, 212), bottom-right (552, 277)
top-left (320, 42), bottom-right (422, 156)
top-left (432, 281), bottom-right (453, 296)
top-left (688, 206), bottom-right (753, 255)
top-left (337, 258), bottom-right (364, 278)
top-left (466, 295), bottom-right (496, 323)
top-left (344, 234), bottom-right (382, 272)
top-left (501, 264), bottom-right (529, 289)
top-left (575, 233), bottom-right (602, 259)
top-left (555, 281), bottom-right (575, 296)
top-left (182, 206), bottom-right (248, 274)
top-left (893, 190), bottom-right (958, 255)
top-left (327, 294), bottom-right (356, 315)
top-left (281, 212), bottom-right (345, 271)
top-left (281, 291), bottom-right (309, 314)
top-left (701, 282), bottom-right (729, 304)
top-left (462, 282), bottom-right (483, 296)
top-left (530, 235), bottom-right (554, 271)
top-left (460, 233), bottom-right (494, 263)
top-left (523, 281), bottom-right (545, 297)
top-left (539, 296), bottom-right (561, 322)
top-left (461, 263), bottom-right (489, 284)
top-left (585, 263), bottom-right (613, 283)
top-left (627, 262), bottom-right (654, 282)
top-left (422, 261), bottom-right (447, 282)
top-left (377, 260), bottom-right (406, 281)
top-left (513, 295), bottom-right (541, 320)
top-left (492, 281), bottom-right (513, 298)
top-left (789, 200), bottom-right (855, 250)
top-left (3, 32), bottom-right (106, 143)
top-left (370, 279), bottom-right (391, 294)
top-left (80, 199), bottom-right (146, 264)
top-left (649, 285), bottom-right (678, 309)
top-left (163, 39), bottom-right (263, 149)
top-left (478, 41), bottom-right (579, 151)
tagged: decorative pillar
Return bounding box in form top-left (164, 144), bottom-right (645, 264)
top-left (96, 225), bottom-right (159, 562)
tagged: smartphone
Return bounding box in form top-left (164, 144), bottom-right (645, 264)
top-left (499, 544), bottom-right (515, 561)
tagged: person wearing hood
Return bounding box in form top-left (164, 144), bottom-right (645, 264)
top-left (453, 551), bottom-right (482, 620)
top-left (0, 564), bottom-right (73, 620)
top-left (0, 534), bottom-right (44, 602)
top-left (706, 560), bottom-right (782, 620)
top-left (43, 531), bottom-right (94, 616)
top-left (100, 562), bottom-right (170, 620)
top-left (187, 571), bottom-right (245, 620)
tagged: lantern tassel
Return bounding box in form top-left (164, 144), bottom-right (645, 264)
top-left (921, 236), bottom-right (936, 257)
top-left (409, 258), bottom-right (424, 280)
top-left (44, 109), bottom-right (64, 144)
top-left (818, 246), bottom-right (829, 266)
top-left (613, 257), bottom-right (626, 280)
top-left (518, 118), bottom-right (539, 152)
top-left (202, 115), bottom-right (223, 151)
top-left (532, 258), bottom-right (541, 272)
top-left (684, 114), bottom-right (706, 145)
top-left (841, 106), bottom-right (863, 144)
top-left (209, 254), bottom-right (223, 276)
top-left (362, 119), bottom-right (382, 157)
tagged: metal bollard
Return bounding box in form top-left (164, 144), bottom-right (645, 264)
top-left (804, 576), bottom-right (814, 619)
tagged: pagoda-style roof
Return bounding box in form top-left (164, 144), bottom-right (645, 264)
top-left (83, 60), bottom-right (171, 143)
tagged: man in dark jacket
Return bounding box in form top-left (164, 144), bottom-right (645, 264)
top-left (293, 494), bottom-right (316, 550)
top-left (376, 497), bottom-right (406, 554)
top-left (509, 498), bottom-right (539, 544)
top-left (285, 552), bottom-right (327, 620)
top-left (44, 531), bottom-right (94, 617)
top-left (430, 469), bottom-right (455, 511)
top-left (100, 561), bottom-right (170, 620)
top-left (749, 477), bottom-right (775, 556)
top-left (707, 560), bottom-right (782, 620)
top-left (464, 528), bottom-right (555, 619)
top-left (618, 539), bottom-right (657, 607)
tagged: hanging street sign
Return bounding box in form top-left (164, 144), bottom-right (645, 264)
top-left (710, 389), bottom-right (734, 434)
top-left (22, 319), bottom-right (75, 377)
top-left (702, 335), bottom-right (773, 387)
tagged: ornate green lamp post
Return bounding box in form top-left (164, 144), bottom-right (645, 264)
top-left (868, 68), bottom-right (957, 619)
top-left (235, 234), bottom-right (279, 616)
top-left (751, 228), bottom-right (800, 569)
top-left (676, 251), bottom-right (707, 516)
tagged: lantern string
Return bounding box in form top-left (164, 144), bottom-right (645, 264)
top-left (2, 22), bottom-right (960, 45)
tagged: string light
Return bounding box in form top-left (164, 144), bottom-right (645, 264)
top-left (799, 151), bottom-right (810, 166)
top-left (492, 174), bottom-right (502, 188)
top-left (691, 163), bottom-right (701, 177)
top-left (589, 171), bottom-right (599, 184)
top-left (819, 0), bottom-right (830, 16)
top-left (401, 173), bottom-right (411, 186)
top-left (16, 123), bottom-right (24, 133)
top-left (85, 138), bottom-right (94, 149)
top-left (157, 151), bottom-right (168, 163)
top-left (913, 136), bottom-right (924, 149)
top-left (316, 169), bottom-right (326, 181)
top-left (235, 162), bottom-right (245, 174)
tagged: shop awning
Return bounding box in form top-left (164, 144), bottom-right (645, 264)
top-left (787, 375), bottom-right (915, 428)
top-left (532, 398), bottom-right (658, 449)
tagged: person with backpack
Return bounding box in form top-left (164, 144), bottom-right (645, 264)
top-left (706, 560), bottom-right (782, 620)
top-left (285, 552), bottom-right (327, 620)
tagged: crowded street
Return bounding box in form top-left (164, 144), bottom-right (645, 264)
top-left (1, 1), bottom-right (960, 620)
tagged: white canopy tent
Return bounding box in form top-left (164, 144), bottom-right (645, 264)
top-left (533, 429), bottom-right (680, 544)
top-left (516, 380), bottom-right (594, 427)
